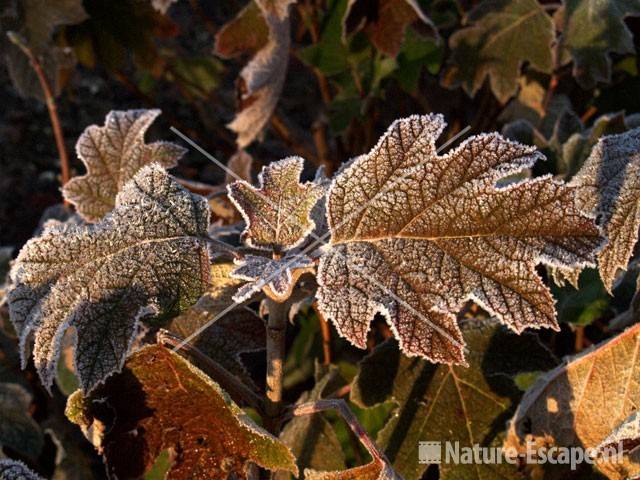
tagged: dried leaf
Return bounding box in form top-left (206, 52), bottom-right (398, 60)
top-left (571, 128), bottom-right (640, 291)
top-left (342, 0), bottom-right (438, 57)
top-left (169, 262), bottom-right (265, 389)
top-left (8, 164), bottom-right (211, 393)
top-left (228, 157), bottom-right (325, 251)
top-left (214, 1), bottom-right (270, 59)
top-left (556, 0), bottom-right (640, 88)
top-left (150, 0), bottom-right (178, 14)
top-left (0, 459), bottom-right (43, 480)
top-left (63, 109), bottom-right (186, 222)
top-left (305, 460), bottom-right (400, 480)
top-left (231, 253), bottom-right (315, 302)
top-left (595, 410), bottom-right (640, 461)
top-left (226, 149), bottom-right (255, 184)
top-left (443, 0), bottom-right (554, 103)
top-left (317, 114), bottom-right (602, 364)
top-left (505, 322), bottom-right (640, 480)
top-left (0, 383), bottom-right (43, 459)
top-left (227, 0), bottom-right (295, 148)
top-left (352, 319), bottom-right (556, 480)
top-left (66, 344), bottom-right (298, 479)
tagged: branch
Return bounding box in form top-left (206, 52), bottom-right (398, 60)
top-left (264, 297), bottom-right (290, 433)
top-left (7, 32), bottom-right (70, 189)
top-left (157, 329), bottom-right (265, 416)
top-left (312, 301), bottom-right (332, 365)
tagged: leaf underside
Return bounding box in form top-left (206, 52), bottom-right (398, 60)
top-left (317, 114), bottom-right (601, 364)
top-left (66, 344), bottom-right (298, 479)
top-left (8, 164), bottom-right (210, 393)
top-left (63, 109), bottom-right (186, 222)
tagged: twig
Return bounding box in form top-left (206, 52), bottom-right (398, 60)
top-left (8, 32), bottom-right (70, 189)
top-left (265, 297), bottom-right (290, 433)
top-left (270, 113), bottom-right (319, 164)
top-left (312, 117), bottom-right (333, 173)
top-left (157, 329), bottom-right (265, 415)
top-left (312, 301), bottom-right (332, 365)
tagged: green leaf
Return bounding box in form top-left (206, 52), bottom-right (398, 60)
top-left (66, 344), bottom-right (298, 479)
top-left (556, 0), bottom-right (640, 88)
top-left (351, 319), bottom-right (557, 480)
top-left (444, 0), bottom-right (554, 102)
top-left (8, 164), bottom-right (211, 393)
top-left (552, 268), bottom-right (610, 325)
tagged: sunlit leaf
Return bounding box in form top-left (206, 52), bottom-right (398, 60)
top-left (443, 0), bottom-right (554, 103)
top-left (66, 344), bottom-right (298, 479)
top-left (352, 319), bottom-right (556, 479)
top-left (8, 164), bottom-right (211, 393)
top-left (317, 114), bottom-right (602, 364)
top-left (228, 157), bottom-right (325, 251)
top-left (505, 322), bottom-right (640, 479)
top-left (571, 128), bottom-right (640, 291)
top-left (63, 109), bottom-right (186, 222)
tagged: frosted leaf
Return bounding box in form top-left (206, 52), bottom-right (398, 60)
top-left (231, 253), bottom-right (315, 303)
top-left (595, 411), bottom-right (640, 460)
top-left (305, 460), bottom-right (401, 480)
top-left (0, 459), bottom-right (43, 480)
top-left (65, 345), bottom-right (298, 479)
top-left (227, 0), bottom-right (295, 148)
top-left (63, 109), bottom-right (186, 222)
top-left (228, 157), bottom-right (325, 251)
top-left (571, 128), bottom-right (640, 291)
top-left (8, 164), bottom-right (211, 393)
top-left (317, 114), bottom-right (602, 364)
top-left (169, 262), bottom-right (265, 389)
top-left (505, 322), bottom-right (640, 479)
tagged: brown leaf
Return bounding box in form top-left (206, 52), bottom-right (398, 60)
top-left (214, 1), bottom-right (270, 59)
top-left (342, 0), bottom-right (438, 57)
top-left (66, 344), bottom-right (298, 479)
top-left (505, 322), bottom-right (640, 479)
top-left (305, 459), bottom-right (400, 480)
top-left (227, 0), bottom-right (295, 148)
top-left (571, 128), bottom-right (640, 291)
top-left (228, 157), bottom-right (325, 251)
top-left (317, 114), bottom-right (602, 364)
top-left (63, 109), bottom-right (186, 222)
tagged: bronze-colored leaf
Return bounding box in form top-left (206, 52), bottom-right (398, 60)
top-left (228, 157), bottom-right (325, 251)
top-left (66, 344), bottom-right (298, 479)
top-left (505, 322), bottom-right (640, 480)
top-left (63, 109), bottom-right (186, 222)
top-left (571, 128), bottom-right (640, 292)
top-left (214, 1), bottom-right (270, 59)
top-left (317, 114), bottom-right (602, 364)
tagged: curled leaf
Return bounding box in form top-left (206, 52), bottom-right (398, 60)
top-left (227, 0), bottom-right (295, 147)
top-left (63, 109), bottom-right (186, 222)
top-left (8, 164), bottom-right (211, 393)
top-left (214, 1), bottom-right (270, 59)
top-left (231, 253), bottom-right (315, 303)
top-left (66, 344), bottom-right (298, 479)
top-left (571, 128), bottom-right (640, 291)
top-left (228, 157), bottom-right (325, 251)
top-left (317, 114), bottom-right (602, 364)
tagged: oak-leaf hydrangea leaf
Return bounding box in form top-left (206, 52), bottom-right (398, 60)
top-left (570, 127), bottom-right (640, 292)
top-left (443, 0), bottom-right (554, 103)
top-left (214, 1), bottom-right (270, 59)
top-left (65, 344), bottom-right (298, 479)
top-left (231, 253), bottom-right (315, 302)
top-left (0, 459), bottom-right (43, 480)
top-left (63, 109), bottom-right (186, 222)
top-left (317, 113), bottom-right (602, 364)
top-left (8, 164), bottom-right (211, 393)
top-left (228, 156), bottom-right (325, 251)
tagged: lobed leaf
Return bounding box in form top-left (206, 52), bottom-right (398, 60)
top-left (8, 164), bottom-right (211, 393)
top-left (63, 109), bottom-right (186, 222)
top-left (66, 344), bottom-right (298, 479)
top-left (443, 0), bottom-right (554, 103)
top-left (571, 127), bottom-right (640, 291)
top-left (317, 114), bottom-right (602, 364)
top-left (505, 322), bottom-right (640, 479)
top-left (228, 156), bottom-right (325, 251)
top-left (0, 459), bottom-right (43, 480)
top-left (351, 319), bottom-right (556, 480)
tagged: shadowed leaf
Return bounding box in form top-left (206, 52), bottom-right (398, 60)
top-left (505, 322), bottom-right (640, 479)
top-left (0, 383), bottom-right (43, 459)
top-left (0, 459), bottom-right (43, 480)
top-left (352, 319), bottom-right (556, 479)
top-left (443, 0), bottom-right (554, 103)
top-left (8, 164), bottom-right (211, 393)
top-left (66, 344), bottom-right (298, 479)
top-left (214, 1), bottom-right (270, 59)
top-left (228, 157), bottom-right (325, 251)
top-left (317, 114), bottom-right (602, 364)
top-left (571, 128), bottom-right (640, 291)
top-left (63, 109), bottom-right (186, 222)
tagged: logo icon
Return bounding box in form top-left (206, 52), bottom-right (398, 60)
top-left (419, 441), bottom-right (442, 464)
